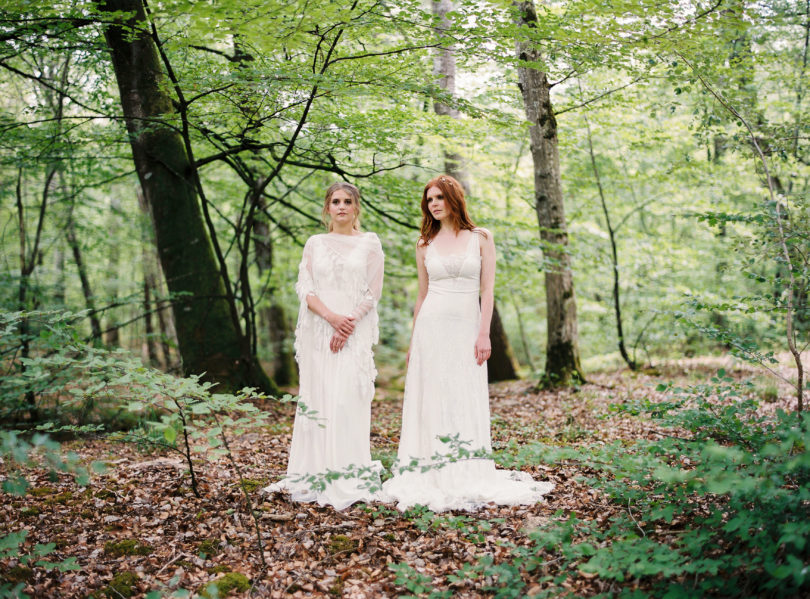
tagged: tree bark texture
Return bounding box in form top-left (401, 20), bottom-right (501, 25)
top-left (487, 306), bottom-right (520, 382)
top-left (99, 0), bottom-right (274, 392)
top-left (515, 0), bottom-right (584, 386)
top-left (433, 0), bottom-right (519, 380)
top-left (431, 0), bottom-right (469, 191)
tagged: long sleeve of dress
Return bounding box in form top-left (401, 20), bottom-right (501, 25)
top-left (295, 238), bottom-right (317, 303)
top-left (350, 234), bottom-right (384, 321)
top-left (294, 237), bottom-right (319, 364)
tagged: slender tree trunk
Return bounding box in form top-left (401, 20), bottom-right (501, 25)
top-left (581, 102), bottom-right (635, 370)
top-left (142, 277), bottom-right (158, 365)
top-left (58, 168), bottom-right (104, 343)
top-left (137, 188), bottom-right (176, 369)
top-left (54, 246), bottom-right (66, 307)
top-left (433, 0), bottom-right (519, 381)
top-left (66, 222), bottom-right (103, 341)
top-left (104, 196), bottom-right (122, 347)
top-left (155, 295), bottom-right (174, 369)
top-left (511, 293), bottom-right (535, 371)
top-left (515, 0), bottom-right (584, 386)
top-left (99, 0), bottom-right (274, 392)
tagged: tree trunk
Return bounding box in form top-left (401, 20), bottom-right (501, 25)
top-left (487, 306), bottom-right (520, 382)
top-left (431, 0), bottom-right (469, 190)
top-left (515, 0), bottom-right (584, 386)
top-left (137, 188), bottom-right (177, 370)
top-left (66, 222), bottom-right (103, 342)
top-left (104, 196), bottom-right (121, 347)
top-left (99, 0), bottom-right (274, 392)
top-left (582, 102), bottom-right (636, 370)
top-left (143, 277), bottom-right (159, 366)
top-left (263, 304), bottom-right (297, 387)
top-left (433, 0), bottom-right (519, 381)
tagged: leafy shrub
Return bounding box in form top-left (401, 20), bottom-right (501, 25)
top-left (441, 371), bottom-right (810, 598)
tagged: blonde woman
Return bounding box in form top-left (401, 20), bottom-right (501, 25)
top-left (264, 182), bottom-right (385, 509)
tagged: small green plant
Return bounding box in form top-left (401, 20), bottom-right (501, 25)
top-left (104, 572), bottom-right (139, 598)
top-left (200, 572), bottom-right (250, 597)
top-left (103, 539), bottom-right (152, 557)
top-left (197, 538), bottom-right (221, 559)
top-left (237, 478), bottom-right (267, 493)
top-left (327, 534), bottom-right (358, 555)
top-left (388, 562), bottom-right (450, 598)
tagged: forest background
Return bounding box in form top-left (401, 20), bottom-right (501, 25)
top-left (1, 0), bottom-right (810, 597)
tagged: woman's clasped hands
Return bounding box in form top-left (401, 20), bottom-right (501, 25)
top-left (327, 312), bottom-right (356, 353)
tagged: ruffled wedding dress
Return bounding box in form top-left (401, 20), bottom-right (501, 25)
top-left (264, 232), bottom-right (385, 510)
top-left (383, 231), bottom-right (554, 512)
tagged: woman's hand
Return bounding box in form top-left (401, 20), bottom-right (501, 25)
top-left (326, 312), bottom-right (356, 337)
top-left (474, 333), bottom-right (491, 366)
top-left (329, 331), bottom-right (348, 353)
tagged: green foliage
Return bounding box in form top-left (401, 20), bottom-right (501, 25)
top-left (467, 373), bottom-right (810, 597)
top-left (326, 535), bottom-right (358, 555)
top-left (103, 539), bottom-right (153, 558)
top-left (0, 436), bottom-right (83, 598)
top-left (104, 572), bottom-right (139, 598)
top-left (388, 562), bottom-right (450, 599)
top-left (196, 538), bottom-right (221, 559)
top-left (199, 572), bottom-right (250, 598)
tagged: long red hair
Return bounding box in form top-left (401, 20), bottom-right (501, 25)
top-left (419, 174), bottom-right (477, 245)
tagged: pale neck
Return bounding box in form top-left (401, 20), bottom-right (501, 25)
top-left (438, 220), bottom-right (460, 235)
top-left (330, 223), bottom-right (357, 236)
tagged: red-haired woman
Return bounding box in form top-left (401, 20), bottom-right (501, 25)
top-left (383, 174), bottom-right (553, 511)
top-left (264, 182), bottom-right (385, 510)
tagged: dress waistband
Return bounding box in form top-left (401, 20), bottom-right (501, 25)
top-left (427, 284), bottom-right (480, 295)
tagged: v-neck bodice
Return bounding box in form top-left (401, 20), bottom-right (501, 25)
top-left (424, 231), bottom-right (481, 295)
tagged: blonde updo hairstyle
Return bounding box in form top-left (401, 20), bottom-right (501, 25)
top-left (322, 181), bottom-right (362, 232)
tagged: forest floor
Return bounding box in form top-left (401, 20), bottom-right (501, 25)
top-left (0, 355), bottom-right (798, 598)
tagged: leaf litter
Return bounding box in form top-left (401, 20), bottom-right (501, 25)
top-left (0, 358), bottom-right (794, 597)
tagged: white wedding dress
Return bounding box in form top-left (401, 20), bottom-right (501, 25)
top-left (383, 231), bottom-right (554, 512)
top-left (264, 232), bottom-right (385, 510)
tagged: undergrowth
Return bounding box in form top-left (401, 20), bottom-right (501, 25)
top-left (390, 370), bottom-right (810, 598)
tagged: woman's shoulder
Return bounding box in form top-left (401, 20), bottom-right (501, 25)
top-left (305, 233), bottom-right (326, 245)
top-left (472, 227), bottom-right (492, 239)
top-left (360, 230), bottom-right (382, 246)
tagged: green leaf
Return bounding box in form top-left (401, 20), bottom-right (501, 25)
top-left (163, 426), bottom-right (178, 444)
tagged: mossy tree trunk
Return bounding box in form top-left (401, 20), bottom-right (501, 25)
top-left (99, 0), bottom-right (274, 392)
top-left (433, 0), bottom-right (519, 381)
top-left (515, 0), bottom-right (584, 387)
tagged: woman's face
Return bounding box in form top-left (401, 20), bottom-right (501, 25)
top-left (425, 186), bottom-right (447, 221)
top-left (327, 189), bottom-right (356, 226)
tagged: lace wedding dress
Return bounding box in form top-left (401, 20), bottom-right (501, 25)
top-left (264, 232), bottom-right (385, 510)
top-left (383, 231), bottom-right (554, 512)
